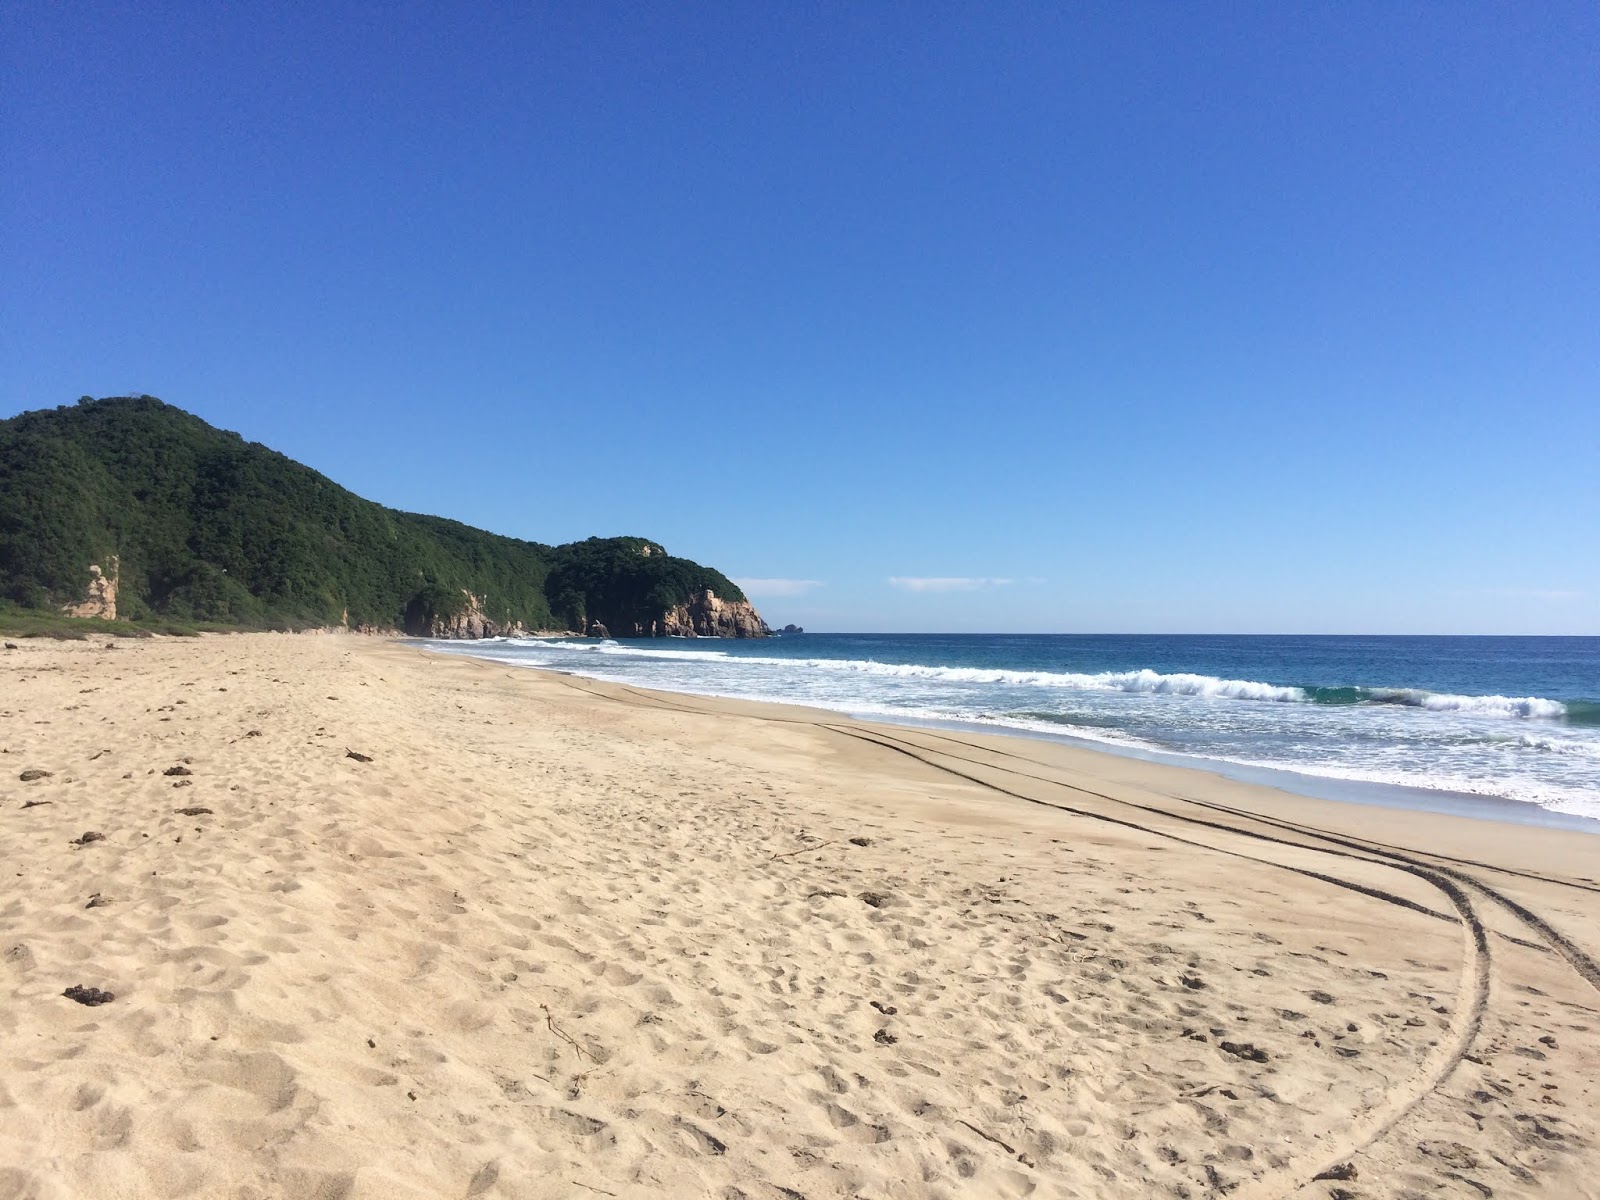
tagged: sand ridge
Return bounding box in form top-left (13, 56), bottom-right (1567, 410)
top-left (1, 634), bottom-right (1597, 1198)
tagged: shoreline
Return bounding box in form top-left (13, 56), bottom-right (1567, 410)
top-left (4, 633), bottom-right (1597, 1198)
top-left (424, 637), bottom-right (1600, 836)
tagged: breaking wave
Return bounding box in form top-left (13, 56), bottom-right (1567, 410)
top-left (513, 639), bottom-right (1583, 721)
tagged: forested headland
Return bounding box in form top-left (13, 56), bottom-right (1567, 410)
top-left (0, 396), bottom-right (760, 637)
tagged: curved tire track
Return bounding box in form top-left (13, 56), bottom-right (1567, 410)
top-left (553, 677), bottom-right (1588, 1195)
top-left (822, 724), bottom-right (1494, 1199)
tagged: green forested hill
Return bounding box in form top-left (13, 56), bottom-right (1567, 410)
top-left (0, 396), bottom-right (749, 633)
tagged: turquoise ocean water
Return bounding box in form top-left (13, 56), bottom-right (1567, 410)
top-left (429, 633), bottom-right (1600, 829)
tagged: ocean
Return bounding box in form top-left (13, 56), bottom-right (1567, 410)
top-left (427, 633), bottom-right (1600, 828)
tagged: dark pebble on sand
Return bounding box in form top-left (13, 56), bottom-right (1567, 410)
top-left (1219, 1041), bottom-right (1269, 1063)
top-left (163, 766), bottom-right (192, 777)
top-left (849, 837), bottom-right (872, 847)
top-left (64, 984), bottom-right (115, 1006)
top-left (859, 892), bottom-right (891, 908)
top-left (873, 1029), bottom-right (898, 1045)
top-left (20, 769), bottom-right (52, 782)
top-left (1313, 1163), bottom-right (1358, 1182)
top-left (72, 831), bottom-right (104, 846)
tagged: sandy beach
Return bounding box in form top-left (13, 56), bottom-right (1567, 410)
top-left (2, 633), bottom-right (1596, 1199)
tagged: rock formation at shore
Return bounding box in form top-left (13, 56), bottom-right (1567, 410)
top-left (635, 589), bottom-right (770, 638)
top-left (402, 589), bottom-right (526, 640)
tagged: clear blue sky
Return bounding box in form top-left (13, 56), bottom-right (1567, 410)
top-left (3, 3), bottom-right (1596, 634)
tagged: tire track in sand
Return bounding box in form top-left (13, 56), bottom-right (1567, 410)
top-left (822, 724), bottom-right (1493, 1200)
top-left (552, 677), bottom-right (1517, 1196)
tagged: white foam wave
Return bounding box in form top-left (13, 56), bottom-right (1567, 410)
top-left (466, 640), bottom-right (1580, 723)
top-left (511, 642), bottom-right (1311, 700)
top-left (1374, 690), bottom-right (1569, 719)
top-left (1200, 755), bottom-right (1600, 822)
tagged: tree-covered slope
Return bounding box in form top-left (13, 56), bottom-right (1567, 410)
top-left (0, 396), bottom-right (752, 634)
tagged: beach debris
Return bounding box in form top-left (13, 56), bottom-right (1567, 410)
top-left (175, 807), bottom-right (213, 817)
top-left (63, 984), bottom-right (115, 1006)
top-left (957, 1119), bottom-right (1034, 1167)
top-left (1540, 1035), bottom-right (1558, 1048)
top-left (19, 769), bottom-right (51, 782)
top-left (540, 1003), bottom-right (591, 1061)
top-left (858, 891), bottom-right (891, 908)
top-left (1309, 990), bottom-right (1336, 1004)
top-left (873, 1028), bottom-right (898, 1045)
top-left (245, 729), bottom-right (262, 737)
top-left (1219, 1040), bottom-right (1269, 1063)
top-left (20, 799), bottom-right (51, 809)
top-left (869, 1000), bottom-right (898, 1016)
top-left (172, 778), bottom-right (193, 787)
top-left (85, 893), bottom-right (111, 909)
top-left (768, 838), bottom-right (835, 863)
top-left (345, 749), bottom-right (373, 763)
top-left (71, 831), bottom-right (105, 846)
top-left (848, 836), bottom-right (873, 847)
top-left (163, 765), bottom-right (192, 777)
top-left (1180, 974), bottom-right (1205, 990)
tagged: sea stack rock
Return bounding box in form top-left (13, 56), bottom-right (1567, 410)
top-left (656, 589), bottom-right (770, 638)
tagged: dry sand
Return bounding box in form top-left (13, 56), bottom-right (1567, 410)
top-left (2, 633), bottom-right (1597, 1199)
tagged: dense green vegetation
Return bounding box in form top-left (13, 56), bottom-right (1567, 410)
top-left (0, 396), bottom-right (749, 634)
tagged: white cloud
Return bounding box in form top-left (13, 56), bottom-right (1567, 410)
top-left (888, 576), bottom-right (1015, 593)
top-left (733, 577), bottom-right (825, 598)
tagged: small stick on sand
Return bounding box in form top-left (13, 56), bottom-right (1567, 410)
top-left (540, 1003), bottom-right (590, 1061)
top-left (958, 1118), bottom-right (1035, 1167)
top-left (768, 839), bottom-right (835, 863)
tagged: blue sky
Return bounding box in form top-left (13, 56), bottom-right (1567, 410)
top-left (3, 3), bottom-right (1596, 634)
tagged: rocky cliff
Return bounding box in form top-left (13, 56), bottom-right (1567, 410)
top-left (63, 558), bottom-right (119, 621)
top-left (631, 589), bottom-right (769, 638)
top-left (403, 589), bottom-right (526, 639)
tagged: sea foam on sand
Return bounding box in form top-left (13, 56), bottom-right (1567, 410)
top-left (2, 634), bottom-right (1597, 1198)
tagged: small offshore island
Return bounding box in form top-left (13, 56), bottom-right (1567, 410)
top-left (2, 396), bottom-right (1598, 1198)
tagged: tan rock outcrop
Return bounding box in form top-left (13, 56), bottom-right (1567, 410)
top-left (64, 557), bottom-right (119, 621)
top-left (640, 589), bottom-right (769, 638)
top-left (407, 590), bottom-right (526, 640)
